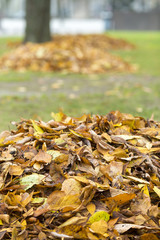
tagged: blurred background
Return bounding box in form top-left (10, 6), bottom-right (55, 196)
top-left (0, 0), bottom-right (160, 35)
top-left (0, 0), bottom-right (160, 131)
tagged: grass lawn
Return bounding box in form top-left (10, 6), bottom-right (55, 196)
top-left (0, 32), bottom-right (160, 131)
top-left (109, 31), bottom-right (160, 76)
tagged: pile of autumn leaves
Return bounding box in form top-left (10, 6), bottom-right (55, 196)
top-left (0, 111), bottom-right (159, 239)
top-left (0, 34), bottom-right (136, 73)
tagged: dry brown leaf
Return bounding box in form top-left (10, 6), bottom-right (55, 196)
top-left (8, 165), bottom-right (23, 176)
top-left (32, 150), bottom-right (52, 164)
top-left (0, 111), bottom-right (160, 239)
top-left (61, 178), bottom-right (82, 195)
top-left (0, 34), bottom-right (136, 73)
top-left (90, 219), bottom-right (108, 235)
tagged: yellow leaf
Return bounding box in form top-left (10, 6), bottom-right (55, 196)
top-left (73, 176), bottom-right (90, 184)
top-left (0, 214), bottom-right (9, 224)
top-left (51, 112), bottom-right (65, 122)
top-left (141, 185), bottom-right (150, 197)
top-left (0, 131), bottom-right (10, 146)
top-left (107, 193), bottom-right (136, 206)
top-left (90, 219), bottom-right (108, 235)
top-left (58, 216), bottom-right (87, 228)
top-left (70, 129), bottom-right (92, 141)
top-left (31, 120), bottom-right (44, 134)
top-left (87, 232), bottom-right (99, 240)
top-left (151, 174), bottom-right (159, 182)
top-left (137, 147), bottom-right (160, 154)
top-left (21, 220), bottom-right (27, 230)
top-left (111, 148), bottom-right (127, 157)
top-left (40, 191), bottom-right (81, 213)
top-left (153, 186), bottom-right (160, 197)
top-left (101, 132), bottom-right (112, 142)
top-left (8, 165), bottom-right (23, 176)
top-left (54, 138), bottom-right (65, 144)
top-left (56, 224), bottom-right (87, 239)
top-left (31, 197), bottom-right (46, 204)
top-left (87, 203), bottom-right (96, 215)
top-left (70, 129), bottom-right (84, 138)
top-left (58, 195), bottom-right (81, 212)
top-left (124, 176), bottom-right (149, 184)
top-left (61, 178), bottom-right (82, 195)
top-left (88, 211), bottom-right (110, 224)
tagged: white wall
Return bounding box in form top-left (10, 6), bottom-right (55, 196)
top-left (0, 18), bottom-right (105, 36)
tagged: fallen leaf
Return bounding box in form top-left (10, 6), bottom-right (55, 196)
top-left (61, 178), bottom-right (82, 195)
top-left (140, 233), bottom-right (159, 240)
top-left (38, 231), bottom-right (47, 240)
top-left (90, 219), bottom-right (108, 235)
top-left (58, 216), bottom-right (87, 228)
top-left (20, 173), bottom-right (45, 190)
top-left (8, 165), bottom-right (23, 176)
top-left (0, 34), bottom-right (135, 73)
top-left (51, 231), bottom-right (73, 239)
top-left (88, 211), bottom-right (110, 224)
top-left (0, 110), bottom-right (160, 239)
top-left (114, 223), bottom-right (159, 234)
top-left (87, 203), bottom-right (96, 215)
top-left (0, 214), bottom-right (9, 224)
top-left (32, 150), bottom-right (52, 164)
top-left (31, 120), bottom-right (44, 135)
top-left (107, 193), bottom-right (136, 206)
top-left (153, 186), bottom-right (160, 197)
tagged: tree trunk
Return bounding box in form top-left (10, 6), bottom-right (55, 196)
top-left (24, 0), bottom-right (51, 43)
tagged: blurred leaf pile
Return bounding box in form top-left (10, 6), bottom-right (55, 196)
top-left (0, 111), bottom-right (159, 239)
top-left (0, 34), bottom-right (136, 73)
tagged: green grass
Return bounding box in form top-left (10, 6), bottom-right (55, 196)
top-left (0, 81), bottom-right (160, 132)
top-left (108, 31), bottom-right (160, 76)
top-left (0, 31), bottom-right (160, 131)
top-left (0, 37), bottom-right (21, 56)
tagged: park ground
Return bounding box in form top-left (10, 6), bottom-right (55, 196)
top-left (0, 31), bottom-right (160, 131)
